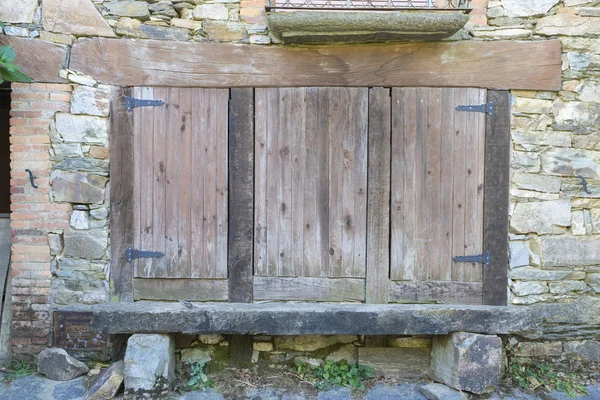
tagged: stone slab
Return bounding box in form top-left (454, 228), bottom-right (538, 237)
top-left (540, 235), bottom-right (600, 267)
top-left (124, 334), bottom-right (175, 394)
top-left (0, 0), bottom-right (37, 23)
top-left (42, 0), bottom-right (116, 37)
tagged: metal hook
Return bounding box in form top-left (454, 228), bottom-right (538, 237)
top-left (25, 169), bottom-right (38, 189)
top-left (578, 175), bottom-right (592, 195)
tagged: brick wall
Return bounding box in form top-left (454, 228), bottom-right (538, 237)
top-left (9, 83), bottom-right (71, 356)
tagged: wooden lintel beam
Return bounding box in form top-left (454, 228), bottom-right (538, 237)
top-left (70, 38), bottom-right (561, 91)
top-left (0, 36), bottom-right (68, 83)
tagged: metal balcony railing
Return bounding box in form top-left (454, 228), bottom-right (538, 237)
top-left (266, 0), bottom-right (472, 12)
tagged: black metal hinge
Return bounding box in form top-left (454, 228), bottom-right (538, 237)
top-left (126, 247), bottom-right (165, 263)
top-left (125, 95), bottom-right (165, 112)
top-left (452, 250), bottom-right (491, 266)
top-left (456, 101), bottom-right (494, 116)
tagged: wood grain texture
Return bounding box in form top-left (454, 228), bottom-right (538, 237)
top-left (365, 87), bottom-right (391, 304)
top-left (70, 38), bottom-right (561, 90)
top-left (483, 91), bottom-right (510, 306)
top-left (0, 36), bottom-right (68, 83)
top-left (254, 88), bottom-right (368, 280)
top-left (389, 281), bottom-right (483, 305)
top-left (133, 88), bottom-right (228, 281)
top-left (358, 347), bottom-right (430, 378)
top-left (109, 87), bottom-right (134, 302)
top-left (254, 277), bottom-right (364, 302)
top-left (228, 88), bottom-right (255, 303)
top-left (133, 279), bottom-right (228, 301)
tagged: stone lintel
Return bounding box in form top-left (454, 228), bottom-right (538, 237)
top-left (267, 11), bottom-right (470, 44)
top-left (56, 297), bottom-right (600, 340)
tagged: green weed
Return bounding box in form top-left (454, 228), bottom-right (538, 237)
top-left (293, 359), bottom-right (373, 391)
top-left (509, 362), bottom-right (588, 397)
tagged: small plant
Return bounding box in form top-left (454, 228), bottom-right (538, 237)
top-left (508, 362), bottom-right (588, 397)
top-left (1, 359), bottom-right (37, 382)
top-left (0, 45), bottom-right (32, 84)
top-left (293, 359), bottom-right (373, 391)
top-left (182, 361), bottom-right (212, 392)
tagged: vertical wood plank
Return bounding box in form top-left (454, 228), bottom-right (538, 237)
top-left (329, 88), bottom-right (344, 277)
top-left (278, 88), bottom-right (293, 276)
top-left (317, 88), bottom-right (331, 278)
top-left (228, 88), bottom-right (254, 303)
top-left (214, 89), bottom-right (229, 279)
top-left (390, 88), bottom-right (404, 281)
top-left (352, 88), bottom-right (369, 279)
top-left (483, 90), bottom-right (510, 306)
top-left (132, 87), bottom-right (142, 279)
top-left (191, 89), bottom-right (206, 278)
top-left (439, 88), bottom-right (456, 282)
top-left (366, 87), bottom-right (391, 304)
top-left (178, 89), bottom-right (193, 278)
top-left (426, 88), bottom-right (442, 281)
top-left (266, 88), bottom-right (280, 276)
top-left (472, 89), bottom-right (487, 283)
top-left (415, 88), bottom-right (428, 282)
top-left (109, 87), bottom-right (134, 301)
top-left (254, 89), bottom-right (268, 276)
top-left (205, 89), bottom-right (218, 277)
top-left (165, 88), bottom-right (181, 277)
top-left (291, 88), bottom-right (306, 277)
top-left (152, 87), bottom-right (167, 278)
top-left (451, 88), bottom-right (467, 282)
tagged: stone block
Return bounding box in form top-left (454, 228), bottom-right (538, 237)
top-left (509, 241), bottom-right (529, 269)
top-left (430, 332), bottom-right (501, 394)
top-left (419, 383), bottom-right (466, 400)
top-left (585, 273), bottom-right (600, 293)
top-left (512, 131), bottom-right (571, 149)
top-left (514, 342), bottom-right (563, 357)
top-left (511, 150), bottom-right (540, 172)
top-left (512, 281), bottom-right (548, 296)
top-left (325, 344), bottom-right (357, 363)
top-left (510, 200), bottom-right (571, 235)
top-left (359, 347), bottom-right (430, 378)
top-left (86, 361), bottom-right (125, 400)
top-left (63, 228), bottom-right (108, 260)
top-left (116, 17), bottom-right (191, 40)
top-left (53, 143), bottom-right (84, 157)
top-left (55, 113), bottom-right (109, 146)
top-left (149, 1), bottom-right (177, 17)
top-left (38, 348), bottom-right (89, 381)
top-left (124, 334), bottom-right (175, 394)
top-left (193, 4), bottom-right (229, 20)
top-left (42, 0), bottom-right (116, 37)
top-left (203, 20), bottom-right (247, 41)
top-left (554, 101), bottom-right (600, 132)
top-left (105, 1), bottom-right (150, 20)
top-left (389, 336), bottom-right (432, 348)
top-left (89, 146), bottom-right (109, 159)
top-left (70, 210), bottom-right (90, 230)
top-left (253, 342), bottom-right (274, 352)
top-left (0, 0), bottom-right (37, 23)
top-left (171, 18), bottom-right (204, 30)
top-left (71, 86), bottom-right (111, 117)
top-left (502, 0), bottom-right (559, 17)
top-left (540, 235), bottom-right (600, 267)
top-left (571, 211), bottom-right (587, 235)
top-left (274, 335), bottom-right (356, 352)
top-left (548, 280), bottom-right (589, 294)
top-left (53, 158), bottom-right (109, 174)
top-left (51, 278), bottom-right (109, 305)
top-left (513, 97), bottom-right (553, 114)
top-left (51, 171), bottom-right (108, 204)
top-left (49, 233), bottom-right (64, 256)
top-left (563, 341), bottom-right (600, 363)
top-left (536, 14), bottom-right (600, 37)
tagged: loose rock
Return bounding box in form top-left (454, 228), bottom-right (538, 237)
top-left (37, 348), bottom-right (89, 381)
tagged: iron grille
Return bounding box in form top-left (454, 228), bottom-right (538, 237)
top-left (266, 0), bottom-right (472, 12)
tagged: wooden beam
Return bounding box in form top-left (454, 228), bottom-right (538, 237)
top-left (70, 38), bottom-right (562, 90)
top-left (228, 88), bottom-right (254, 303)
top-left (0, 36), bottom-right (68, 83)
top-left (109, 87), bottom-right (134, 302)
top-left (483, 91), bottom-right (510, 306)
top-left (366, 87), bottom-right (391, 304)
top-left (254, 277), bottom-right (364, 302)
top-left (133, 279), bottom-right (228, 301)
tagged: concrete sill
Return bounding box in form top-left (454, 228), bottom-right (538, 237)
top-left (267, 11), bottom-right (470, 45)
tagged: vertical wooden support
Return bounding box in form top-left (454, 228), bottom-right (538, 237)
top-left (366, 88), bottom-right (391, 304)
top-left (228, 88), bottom-right (254, 303)
top-left (228, 88), bottom-right (254, 367)
top-left (109, 87), bottom-right (134, 302)
top-left (483, 90), bottom-right (510, 306)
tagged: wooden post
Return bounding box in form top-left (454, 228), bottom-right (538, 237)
top-left (483, 90), bottom-right (510, 306)
top-left (109, 87), bottom-right (135, 302)
top-left (366, 87), bottom-right (391, 304)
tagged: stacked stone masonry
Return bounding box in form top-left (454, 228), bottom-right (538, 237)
top-left (1, 0), bottom-right (600, 357)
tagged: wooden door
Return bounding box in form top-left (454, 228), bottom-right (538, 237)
top-left (131, 87), bottom-right (229, 301)
top-left (254, 88), bottom-right (368, 302)
top-left (387, 87), bottom-right (487, 304)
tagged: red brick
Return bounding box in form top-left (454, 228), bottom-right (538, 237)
top-left (46, 84), bottom-right (72, 92)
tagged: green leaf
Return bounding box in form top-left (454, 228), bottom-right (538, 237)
top-left (0, 68), bottom-right (32, 83)
top-left (0, 46), bottom-right (16, 63)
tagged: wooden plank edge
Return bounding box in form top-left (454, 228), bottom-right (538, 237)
top-left (254, 277), bottom-right (365, 302)
top-left (133, 279), bottom-right (229, 301)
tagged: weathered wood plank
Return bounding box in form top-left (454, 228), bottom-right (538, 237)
top-left (0, 36), bottom-right (68, 83)
top-left (165, 88), bottom-right (181, 278)
top-left (389, 281), bottom-right (483, 305)
top-left (290, 89), bottom-right (306, 277)
top-left (108, 87), bottom-right (134, 301)
top-left (254, 89), bottom-right (268, 276)
top-left (214, 89), bottom-right (229, 279)
top-left (483, 91), bottom-right (510, 306)
top-left (191, 89), bottom-right (206, 279)
top-left (265, 88), bottom-right (280, 276)
top-left (366, 87), bottom-right (391, 304)
top-left (426, 88), bottom-right (442, 281)
top-left (133, 279), bottom-right (228, 301)
top-left (151, 87), bottom-right (167, 278)
top-left (278, 88), bottom-right (293, 276)
top-left (228, 88), bottom-right (254, 303)
top-left (329, 88), bottom-right (344, 277)
top-left (178, 89), bottom-right (193, 278)
top-left (439, 88), bottom-right (455, 282)
top-left (451, 88), bottom-right (467, 282)
top-left (415, 88), bottom-right (428, 282)
top-left (353, 89), bottom-right (369, 279)
top-left (316, 88), bottom-right (331, 277)
top-left (254, 277), bottom-right (364, 302)
top-left (71, 39), bottom-right (562, 90)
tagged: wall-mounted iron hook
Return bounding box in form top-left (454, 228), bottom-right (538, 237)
top-left (578, 175), bottom-right (592, 195)
top-left (25, 169), bottom-right (38, 189)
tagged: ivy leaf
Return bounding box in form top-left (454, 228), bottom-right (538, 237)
top-left (0, 46), bottom-right (16, 63)
top-left (0, 68), bottom-right (32, 83)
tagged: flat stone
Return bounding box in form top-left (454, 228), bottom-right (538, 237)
top-left (0, 374), bottom-right (88, 400)
top-left (124, 334), bottom-right (175, 394)
top-left (510, 200), bottom-right (571, 234)
top-left (175, 389), bottom-right (225, 399)
top-left (53, 143), bottom-right (84, 157)
top-left (579, 7), bottom-right (600, 17)
top-left (571, 211), bottom-right (587, 235)
top-left (55, 113), bottom-right (109, 146)
top-left (511, 151), bottom-right (540, 172)
top-left (543, 147), bottom-right (600, 178)
top-left (39, 31), bottom-right (74, 46)
top-left (253, 342), bottom-right (274, 352)
top-left (171, 18), bottom-right (204, 30)
top-left (585, 273), bottom-right (600, 292)
top-left (149, 1), bottom-right (177, 17)
top-left (536, 14), bottom-right (600, 37)
top-left (541, 235), bottom-right (600, 267)
top-left (359, 347), bottom-right (430, 378)
top-left (89, 146), bottom-right (109, 159)
top-left (511, 131), bottom-right (571, 149)
top-left (68, 73), bottom-right (98, 87)
top-left (274, 335), bottom-right (356, 352)
top-left (51, 171), bottom-right (107, 204)
top-left (70, 210), bottom-right (90, 230)
top-left (317, 387), bottom-right (352, 400)
top-left (513, 98), bottom-right (554, 114)
top-left (3, 26), bottom-right (29, 37)
top-left (203, 20), bottom-right (247, 41)
top-left (509, 241), bottom-right (530, 269)
top-left (511, 172), bottom-right (562, 193)
top-left (514, 342), bottom-right (563, 357)
top-left (554, 101), bottom-right (600, 132)
top-left (63, 228), bottom-right (109, 259)
top-left (48, 233), bottom-right (64, 256)
top-left (42, 0), bottom-right (116, 37)
top-left (0, 0), bottom-right (37, 23)
top-left (193, 4), bottom-right (229, 20)
top-left (508, 267), bottom-right (571, 281)
top-left (325, 344), bottom-right (357, 363)
top-left (563, 340), bottom-right (600, 363)
top-left (116, 18), bottom-right (191, 40)
top-left (38, 348), bottom-right (89, 381)
top-left (366, 384), bottom-right (428, 400)
top-left (52, 278), bottom-right (109, 305)
top-left (268, 11), bottom-right (469, 45)
top-left (71, 86), bottom-right (111, 117)
top-left (105, 1), bottom-right (150, 20)
top-left (249, 34), bottom-right (271, 44)
top-left (86, 360), bottom-right (124, 400)
top-left (470, 27), bottom-right (531, 40)
top-left (389, 336), bottom-right (432, 348)
top-left (53, 158), bottom-right (109, 174)
top-left (502, 0), bottom-right (559, 17)
top-left (549, 280), bottom-right (589, 294)
top-left (430, 332), bottom-right (501, 394)
top-left (419, 383), bottom-right (465, 400)
top-left (512, 281), bottom-right (548, 296)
